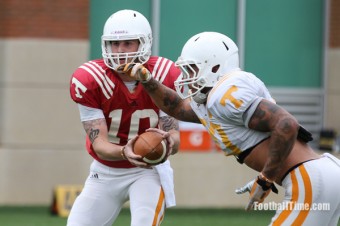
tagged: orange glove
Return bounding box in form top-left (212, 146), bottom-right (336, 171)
top-left (115, 63), bottom-right (151, 82)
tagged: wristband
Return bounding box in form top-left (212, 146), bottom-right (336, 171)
top-left (120, 146), bottom-right (127, 160)
top-left (259, 172), bottom-right (273, 183)
top-left (257, 173), bottom-right (279, 194)
top-left (139, 68), bottom-right (152, 83)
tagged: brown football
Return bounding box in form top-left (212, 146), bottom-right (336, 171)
top-left (133, 131), bottom-right (167, 165)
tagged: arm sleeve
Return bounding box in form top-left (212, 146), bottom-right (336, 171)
top-left (242, 97), bottom-right (263, 128)
top-left (77, 104), bottom-right (105, 122)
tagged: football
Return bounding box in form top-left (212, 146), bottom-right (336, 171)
top-left (133, 131), bottom-right (167, 165)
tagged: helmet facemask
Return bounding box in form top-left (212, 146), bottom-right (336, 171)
top-left (175, 59), bottom-right (221, 104)
top-left (175, 60), bottom-right (206, 100)
top-left (102, 35), bottom-right (151, 70)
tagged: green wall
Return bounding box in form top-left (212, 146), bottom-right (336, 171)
top-left (90, 0), bottom-right (324, 87)
top-left (245, 0), bottom-right (324, 87)
top-left (89, 0), bottom-right (150, 60)
top-left (159, 0), bottom-right (237, 62)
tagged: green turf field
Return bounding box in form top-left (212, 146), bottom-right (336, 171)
top-left (0, 206), bottom-right (276, 226)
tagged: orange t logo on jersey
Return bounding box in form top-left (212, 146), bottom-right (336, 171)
top-left (220, 85), bottom-right (243, 109)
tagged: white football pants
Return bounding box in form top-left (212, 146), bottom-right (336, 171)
top-left (270, 153), bottom-right (340, 226)
top-left (67, 160), bottom-right (165, 226)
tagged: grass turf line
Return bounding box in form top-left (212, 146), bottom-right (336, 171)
top-left (0, 206), bottom-right (276, 226)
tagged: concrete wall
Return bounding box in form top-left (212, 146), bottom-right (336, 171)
top-left (325, 48), bottom-right (340, 132)
top-left (0, 39), bottom-right (89, 205)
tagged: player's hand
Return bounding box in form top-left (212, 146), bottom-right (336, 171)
top-left (116, 63), bottom-right (152, 83)
top-left (235, 179), bottom-right (255, 195)
top-left (146, 128), bottom-right (174, 162)
top-left (235, 174), bottom-right (278, 211)
top-left (123, 136), bottom-right (151, 169)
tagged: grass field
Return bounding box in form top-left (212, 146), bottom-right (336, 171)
top-left (0, 206), bottom-right (276, 226)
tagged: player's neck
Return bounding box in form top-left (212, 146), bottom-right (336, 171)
top-left (123, 81), bottom-right (138, 93)
top-left (117, 72), bottom-right (136, 82)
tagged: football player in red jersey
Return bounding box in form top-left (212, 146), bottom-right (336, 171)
top-left (68, 9), bottom-right (180, 226)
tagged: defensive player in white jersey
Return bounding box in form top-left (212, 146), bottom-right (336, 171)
top-left (122, 32), bottom-right (340, 225)
top-left (68, 10), bottom-right (181, 226)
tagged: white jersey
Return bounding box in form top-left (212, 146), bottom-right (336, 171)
top-left (190, 70), bottom-right (273, 156)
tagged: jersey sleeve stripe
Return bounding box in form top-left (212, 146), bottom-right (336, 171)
top-left (85, 62), bottom-right (113, 96)
top-left (154, 58), bottom-right (170, 82)
top-left (159, 61), bottom-right (172, 84)
top-left (151, 57), bottom-right (163, 78)
top-left (89, 61), bottom-right (116, 90)
top-left (79, 65), bottom-right (111, 99)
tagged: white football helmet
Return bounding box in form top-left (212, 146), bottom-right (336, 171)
top-left (174, 32), bottom-right (239, 103)
top-left (101, 9), bottom-right (153, 70)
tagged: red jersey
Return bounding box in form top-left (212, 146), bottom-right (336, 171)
top-left (70, 56), bottom-right (181, 168)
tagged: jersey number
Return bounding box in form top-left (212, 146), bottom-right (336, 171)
top-left (108, 109), bottom-right (158, 143)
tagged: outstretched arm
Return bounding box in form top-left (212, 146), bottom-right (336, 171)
top-left (248, 99), bottom-right (299, 181)
top-left (141, 78), bottom-right (200, 123)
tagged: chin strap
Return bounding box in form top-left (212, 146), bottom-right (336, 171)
top-left (192, 89), bottom-right (212, 104)
top-left (192, 93), bottom-right (207, 104)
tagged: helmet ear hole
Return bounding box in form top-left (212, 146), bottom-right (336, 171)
top-left (212, 64), bottom-right (220, 73)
